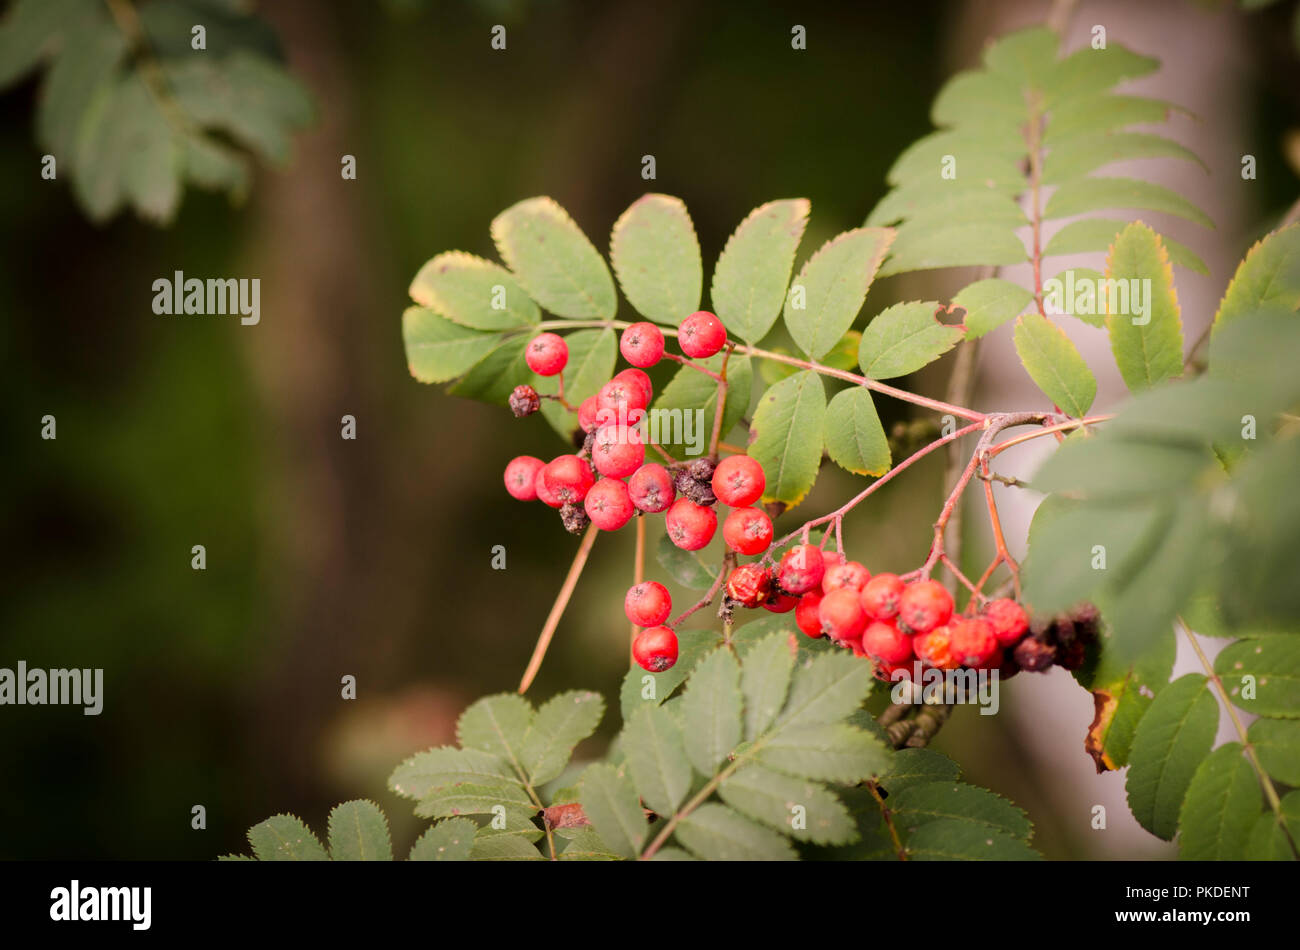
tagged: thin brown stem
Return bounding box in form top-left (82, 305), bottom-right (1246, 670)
top-left (630, 516), bottom-right (646, 661)
top-left (518, 523), bottom-right (599, 694)
top-left (867, 782), bottom-right (908, 861)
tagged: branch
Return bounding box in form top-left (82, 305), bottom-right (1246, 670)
top-left (518, 522), bottom-right (599, 694)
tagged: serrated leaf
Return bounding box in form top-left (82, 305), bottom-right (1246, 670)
top-left (756, 723), bottom-right (891, 784)
top-left (719, 764), bottom-right (857, 845)
top-left (402, 306), bottom-right (505, 384)
top-left (1216, 637), bottom-right (1300, 718)
top-left (742, 632), bottom-right (797, 740)
top-left (783, 227), bottom-right (893, 359)
top-left (711, 199), bottom-right (810, 343)
top-left (1178, 743), bottom-right (1260, 860)
top-left (491, 197), bottom-right (617, 319)
top-left (1104, 222), bottom-right (1184, 392)
top-left (413, 781), bottom-right (537, 821)
top-left (1043, 218), bottom-right (1207, 274)
top-left (1212, 223), bottom-right (1300, 327)
top-left (931, 69), bottom-right (1027, 129)
top-left (868, 183), bottom-right (1027, 230)
top-left (469, 834), bottom-right (544, 861)
top-left (327, 800), bottom-right (393, 861)
top-left (878, 222), bottom-right (1028, 276)
top-left (1012, 312), bottom-right (1097, 417)
top-left (456, 693), bottom-right (535, 774)
top-left (859, 301), bottom-right (964, 380)
top-left (609, 193), bottom-right (702, 324)
top-left (446, 336), bottom-right (529, 406)
top-left (0, 0), bottom-right (83, 89)
top-left (824, 386), bottom-right (891, 477)
top-left (408, 252), bottom-right (539, 331)
top-left (879, 748), bottom-right (961, 793)
top-left (536, 327), bottom-right (616, 441)
top-left (520, 690), bottom-right (604, 786)
top-left (905, 818), bottom-right (1043, 860)
top-left (674, 803), bottom-right (798, 860)
top-left (747, 370), bottom-right (826, 508)
top-left (37, 9), bottom-right (125, 161)
top-left (557, 827), bottom-right (623, 861)
top-left (247, 814), bottom-right (329, 862)
top-left (954, 278), bottom-right (1034, 338)
top-left (651, 351), bottom-right (753, 460)
top-left (681, 648), bottom-right (743, 775)
top-left (1245, 791), bottom-right (1300, 860)
top-left (409, 818), bottom-right (476, 861)
top-left (983, 25), bottom-right (1060, 87)
top-left (887, 781), bottom-right (1032, 840)
top-left (1044, 95), bottom-right (1175, 144)
top-left (886, 129), bottom-right (1025, 188)
top-left (579, 764), bottom-right (646, 859)
top-left (622, 704), bottom-right (693, 817)
top-left (389, 746), bottom-right (521, 801)
top-left (1124, 675), bottom-right (1218, 840)
top-left (1040, 43), bottom-right (1159, 105)
top-left (1248, 719), bottom-right (1300, 785)
top-left (776, 651), bottom-right (876, 732)
top-left (1045, 268), bottom-right (1107, 327)
top-left (1042, 132), bottom-right (1205, 184)
top-left (653, 532), bottom-right (717, 590)
top-left (1045, 176), bottom-right (1213, 228)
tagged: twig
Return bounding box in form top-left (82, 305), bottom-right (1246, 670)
top-left (867, 782), bottom-right (908, 861)
top-left (518, 523), bottom-right (599, 693)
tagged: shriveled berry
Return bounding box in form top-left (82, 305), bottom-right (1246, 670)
top-left (862, 621), bottom-right (912, 665)
top-left (819, 589), bottom-right (868, 644)
top-left (633, 626), bottom-right (679, 672)
top-left (1013, 635), bottom-right (1056, 672)
top-left (560, 502), bottom-right (590, 535)
top-left (822, 560), bottom-right (871, 594)
top-left (711, 454), bottom-right (765, 507)
top-left (614, 368), bottom-right (654, 406)
top-left (620, 322), bottom-right (665, 368)
top-left (535, 466), bottom-right (564, 508)
top-left (762, 591), bottom-right (798, 613)
top-left (628, 463), bottom-right (675, 513)
top-left (949, 617), bottom-right (998, 668)
top-left (897, 580), bottom-right (954, 635)
top-left (795, 592), bottom-right (824, 638)
top-left (674, 468), bottom-right (716, 506)
top-left (625, 581), bottom-right (672, 627)
top-left (983, 598), bottom-right (1030, 647)
top-left (509, 384), bottom-right (541, 417)
top-left (543, 454), bottom-right (595, 505)
top-left (722, 507), bottom-right (774, 556)
top-left (914, 625), bottom-right (958, 670)
top-left (584, 477), bottom-right (635, 531)
top-left (777, 544), bottom-right (825, 595)
top-left (504, 455), bottom-right (545, 501)
top-left (591, 426), bottom-right (645, 478)
top-left (665, 498), bottom-right (717, 551)
top-left (726, 563), bottom-right (772, 608)
top-left (1057, 639), bottom-right (1086, 671)
top-left (578, 395), bottom-right (600, 433)
top-left (525, 332), bottom-right (568, 376)
top-left (686, 458), bottom-right (715, 482)
top-left (860, 572), bottom-right (905, 621)
top-left (678, 310), bottom-right (727, 358)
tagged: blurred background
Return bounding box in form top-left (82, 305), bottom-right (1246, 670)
top-left (1, 0), bottom-right (1297, 860)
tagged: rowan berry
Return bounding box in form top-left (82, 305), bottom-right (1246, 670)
top-left (534, 466), bottom-right (564, 509)
top-left (678, 310), bottom-right (727, 359)
top-left (711, 454), bottom-right (765, 507)
top-left (795, 592), bottom-right (824, 638)
top-left (620, 322), bottom-right (666, 368)
top-left (949, 617), bottom-right (999, 668)
top-left (503, 455), bottom-right (545, 501)
top-left (762, 590), bottom-right (798, 613)
top-left (560, 503), bottom-right (590, 535)
top-left (584, 477), bottom-right (634, 531)
top-left (628, 463), bottom-right (675, 513)
top-left (722, 507), bottom-right (774, 556)
top-left (625, 581), bottom-right (672, 627)
top-left (509, 384), bottom-right (541, 417)
top-left (819, 588), bottom-right (868, 644)
top-left (777, 544), bottom-right (825, 595)
top-left (897, 580), bottom-right (954, 634)
top-left (614, 368), bottom-right (654, 406)
top-left (632, 626), bottom-right (679, 672)
top-left (591, 426), bottom-right (645, 478)
top-left (597, 377), bottom-right (649, 416)
top-left (675, 467), bottom-right (716, 506)
top-left (665, 498), bottom-right (717, 551)
top-left (725, 564), bottom-right (772, 608)
top-left (822, 560), bottom-right (871, 594)
top-left (1013, 636), bottom-right (1056, 673)
top-left (542, 454), bottom-right (595, 505)
top-left (578, 395), bottom-right (600, 433)
top-left (860, 572), bottom-right (905, 621)
top-left (862, 621), bottom-right (913, 665)
top-left (525, 333), bottom-right (568, 376)
top-left (983, 598), bottom-right (1030, 647)
top-left (913, 625), bottom-right (958, 670)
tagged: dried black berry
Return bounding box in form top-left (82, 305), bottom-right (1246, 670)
top-left (509, 384), bottom-right (541, 418)
top-left (560, 503), bottom-right (590, 535)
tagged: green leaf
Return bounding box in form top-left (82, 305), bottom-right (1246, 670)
top-left (491, 197), bottom-right (617, 319)
top-left (775, 652), bottom-right (875, 732)
top-left (756, 723), bottom-right (891, 784)
top-left (408, 252), bottom-right (539, 331)
top-left (609, 193), bottom-right (702, 324)
top-left (1124, 675), bottom-right (1218, 840)
top-left (622, 704), bottom-right (693, 817)
top-left (413, 781), bottom-right (537, 821)
top-left (747, 370), bottom-right (827, 508)
top-left (1044, 95), bottom-right (1175, 144)
top-left (868, 183), bottom-right (1027, 230)
top-left (402, 307), bottom-right (505, 384)
top-left (247, 814), bottom-right (329, 861)
top-left (674, 803), bottom-right (798, 860)
top-left (1012, 313), bottom-right (1097, 417)
top-left (37, 10), bottom-right (125, 162)
top-left (680, 648), bottom-right (743, 775)
top-left (879, 748), bottom-right (961, 793)
top-left (409, 818), bottom-right (476, 861)
top-left (742, 632), bottom-right (797, 740)
top-left (859, 301), bottom-right (965, 380)
top-left (455, 693), bottom-right (535, 774)
top-left (905, 819), bottom-right (1042, 860)
top-left (1104, 222), bottom-right (1185, 392)
top-left (1216, 637), bottom-right (1300, 718)
top-left (1040, 43), bottom-right (1159, 104)
top-left (537, 328), bottom-right (616, 440)
top-left (578, 764), bottom-right (646, 859)
top-left (520, 690), bottom-right (604, 786)
top-left (1042, 132), bottom-right (1206, 184)
top-left (823, 387), bottom-right (890, 477)
top-left (886, 129), bottom-right (1025, 188)
top-left (783, 227), bottom-right (893, 360)
top-left (557, 827), bottom-right (623, 861)
top-left (954, 278), bottom-right (1034, 338)
top-left (887, 781), bottom-right (1032, 840)
top-left (931, 69), bottom-right (1027, 129)
top-left (1045, 177), bottom-right (1213, 228)
top-left (1178, 743), bottom-right (1260, 860)
top-left (1212, 223), bottom-right (1300, 327)
top-left (711, 198), bottom-right (810, 343)
top-left (1245, 791), bottom-right (1300, 860)
top-left (0, 0), bottom-right (82, 89)
top-left (1045, 268), bottom-right (1106, 328)
top-left (446, 336), bottom-right (529, 406)
top-left (469, 834), bottom-right (544, 861)
top-left (651, 352), bottom-right (753, 459)
top-left (719, 764), bottom-right (857, 845)
top-left (327, 800), bottom-right (393, 861)
top-left (1043, 218), bottom-right (1207, 274)
top-left (1248, 719), bottom-right (1300, 785)
top-left (389, 746), bottom-right (521, 801)
top-left (654, 532), bottom-right (718, 590)
top-left (983, 25), bottom-right (1060, 88)
top-left (878, 222), bottom-right (1028, 276)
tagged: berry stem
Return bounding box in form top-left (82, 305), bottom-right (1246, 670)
top-left (987, 413), bottom-right (1114, 457)
top-left (518, 522), bottom-right (599, 694)
top-left (979, 455), bottom-right (1022, 599)
top-left (670, 552), bottom-right (734, 629)
top-left (708, 345), bottom-right (733, 461)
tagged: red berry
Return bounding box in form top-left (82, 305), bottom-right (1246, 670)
top-left (625, 581), bottom-right (672, 627)
top-left (620, 322), bottom-right (665, 368)
top-left (578, 395), bottom-right (600, 433)
top-left (614, 368), bottom-right (654, 406)
top-left (722, 507), bottom-right (773, 556)
top-left (542, 455), bottom-right (595, 505)
top-left (597, 377), bottom-right (649, 417)
top-left (983, 598), bottom-right (1030, 647)
top-left (776, 545), bottom-right (824, 594)
top-left (583, 477), bottom-right (634, 531)
top-left (665, 498), bottom-right (717, 551)
top-left (632, 626), bottom-right (679, 672)
top-left (795, 592), bottom-right (824, 638)
top-left (725, 564), bottom-right (772, 608)
top-left (821, 550), bottom-right (845, 571)
top-left (628, 463), bottom-right (675, 513)
top-left (525, 333), bottom-right (568, 376)
top-left (819, 589), bottom-right (868, 644)
top-left (762, 590), bottom-right (798, 613)
top-left (914, 625), bottom-right (958, 670)
top-left (897, 580), bottom-right (954, 634)
top-left (862, 621), bottom-right (912, 665)
top-left (503, 455), bottom-right (545, 501)
top-left (591, 426), bottom-right (645, 478)
top-left (535, 467), bottom-right (563, 508)
top-left (822, 561), bottom-right (871, 594)
top-left (949, 618), bottom-right (998, 667)
top-left (678, 311), bottom-right (727, 359)
top-left (711, 455), bottom-right (766, 507)
top-left (860, 573), bottom-right (905, 621)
